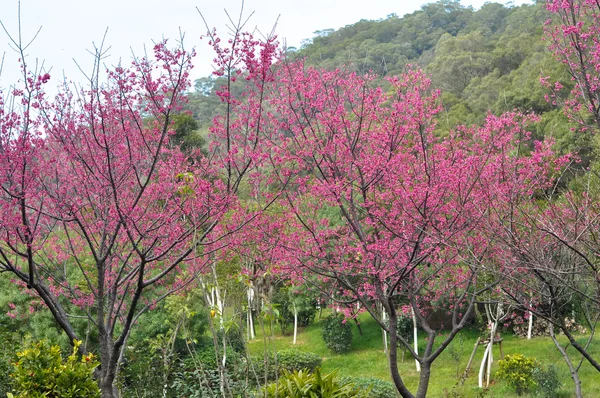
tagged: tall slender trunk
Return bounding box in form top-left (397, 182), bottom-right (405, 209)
top-left (478, 342), bottom-right (491, 389)
top-left (293, 303), bottom-right (298, 345)
top-left (99, 376), bottom-right (118, 398)
top-left (527, 311), bottom-right (533, 340)
top-left (485, 321), bottom-right (496, 387)
top-left (352, 317), bottom-right (364, 337)
top-left (412, 307), bottom-right (420, 372)
top-left (550, 324), bottom-right (583, 398)
top-left (247, 285), bottom-right (255, 340)
top-left (98, 312), bottom-right (119, 397)
top-left (527, 296), bottom-right (533, 340)
top-left (382, 305), bottom-right (388, 355)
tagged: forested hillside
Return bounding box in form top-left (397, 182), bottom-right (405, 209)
top-left (187, 1), bottom-right (589, 160)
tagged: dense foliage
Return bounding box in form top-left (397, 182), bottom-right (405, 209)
top-left (261, 369), bottom-right (365, 398)
top-left (8, 340), bottom-right (100, 398)
top-left (322, 315), bottom-right (353, 354)
top-left (340, 377), bottom-right (398, 398)
top-left (496, 354), bottom-right (539, 396)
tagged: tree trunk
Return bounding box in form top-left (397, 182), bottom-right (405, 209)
top-left (412, 307), bottom-right (420, 372)
top-left (415, 362), bottom-right (432, 398)
top-left (478, 341), bottom-right (490, 388)
top-left (353, 317), bottom-right (364, 337)
top-left (527, 311), bottom-right (533, 340)
top-left (98, 357), bottom-right (119, 398)
top-left (382, 306), bottom-right (388, 355)
top-left (387, 310), bottom-right (416, 398)
top-left (486, 321), bottom-right (497, 387)
top-left (550, 324), bottom-right (583, 398)
top-left (460, 337), bottom-right (480, 385)
top-left (248, 286), bottom-right (255, 340)
top-left (293, 303), bottom-right (298, 345)
top-left (97, 321), bottom-right (119, 398)
top-left (99, 377), bottom-right (118, 398)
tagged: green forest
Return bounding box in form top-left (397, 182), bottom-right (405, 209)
top-left (187, 0), bottom-right (586, 157)
top-left (2, 0), bottom-right (600, 397)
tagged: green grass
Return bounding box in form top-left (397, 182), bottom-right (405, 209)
top-left (246, 312), bottom-right (600, 397)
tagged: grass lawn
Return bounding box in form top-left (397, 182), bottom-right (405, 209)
top-left (246, 312), bottom-right (600, 397)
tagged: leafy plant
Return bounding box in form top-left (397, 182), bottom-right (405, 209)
top-left (8, 340), bottom-right (100, 398)
top-left (251, 349), bottom-right (322, 383)
top-left (261, 368), bottom-right (366, 398)
top-left (341, 376), bottom-right (397, 398)
top-left (277, 349), bottom-right (322, 373)
top-left (447, 332), bottom-right (464, 378)
top-left (217, 325), bottom-right (246, 354)
top-left (169, 351), bottom-right (248, 398)
top-left (533, 363), bottom-right (562, 398)
top-left (322, 314), bottom-right (353, 354)
top-left (496, 354), bottom-right (539, 395)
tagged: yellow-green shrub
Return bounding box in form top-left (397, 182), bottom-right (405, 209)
top-left (8, 340), bottom-right (100, 398)
top-left (496, 353), bottom-right (539, 396)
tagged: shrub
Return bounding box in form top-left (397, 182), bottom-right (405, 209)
top-left (217, 326), bottom-right (246, 354)
top-left (118, 342), bottom-right (164, 397)
top-left (341, 376), bottom-right (397, 398)
top-left (250, 349), bottom-right (322, 383)
top-left (8, 340), bottom-right (100, 398)
top-left (322, 314), bottom-right (353, 353)
top-left (0, 329), bottom-right (18, 397)
top-left (533, 363), bottom-right (562, 398)
top-left (261, 368), bottom-right (366, 398)
top-left (277, 349), bottom-right (322, 373)
top-left (396, 315), bottom-right (413, 342)
top-left (250, 351), bottom-right (278, 382)
top-left (170, 351), bottom-right (248, 398)
top-left (496, 353), bottom-right (539, 395)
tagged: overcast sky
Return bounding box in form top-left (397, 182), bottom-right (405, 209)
top-left (0, 0), bottom-right (530, 90)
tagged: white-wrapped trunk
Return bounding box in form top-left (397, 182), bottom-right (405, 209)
top-left (382, 306), bottom-right (388, 355)
top-left (478, 303), bottom-right (505, 388)
top-left (527, 310), bottom-right (533, 340)
top-left (211, 264), bottom-right (224, 329)
top-left (478, 342), bottom-right (491, 388)
top-left (485, 321), bottom-right (497, 387)
top-left (293, 302), bottom-right (298, 345)
top-left (412, 306), bottom-right (420, 372)
top-left (247, 285), bottom-right (255, 340)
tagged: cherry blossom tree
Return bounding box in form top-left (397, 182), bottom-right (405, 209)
top-left (489, 177), bottom-right (600, 398)
top-left (545, 0), bottom-right (600, 131)
top-left (252, 60), bottom-right (560, 397)
top-left (0, 19), bottom-right (278, 397)
top-left (491, 2), bottom-right (600, 395)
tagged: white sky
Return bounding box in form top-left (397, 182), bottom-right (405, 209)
top-left (0, 0), bottom-right (530, 91)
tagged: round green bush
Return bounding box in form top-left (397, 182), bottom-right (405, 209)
top-left (322, 314), bottom-right (353, 353)
top-left (277, 349), bottom-right (322, 373)
top-left (341, 376), bottom-right (397, 398)
top-left (496, 353), bottom-right (539, 395)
